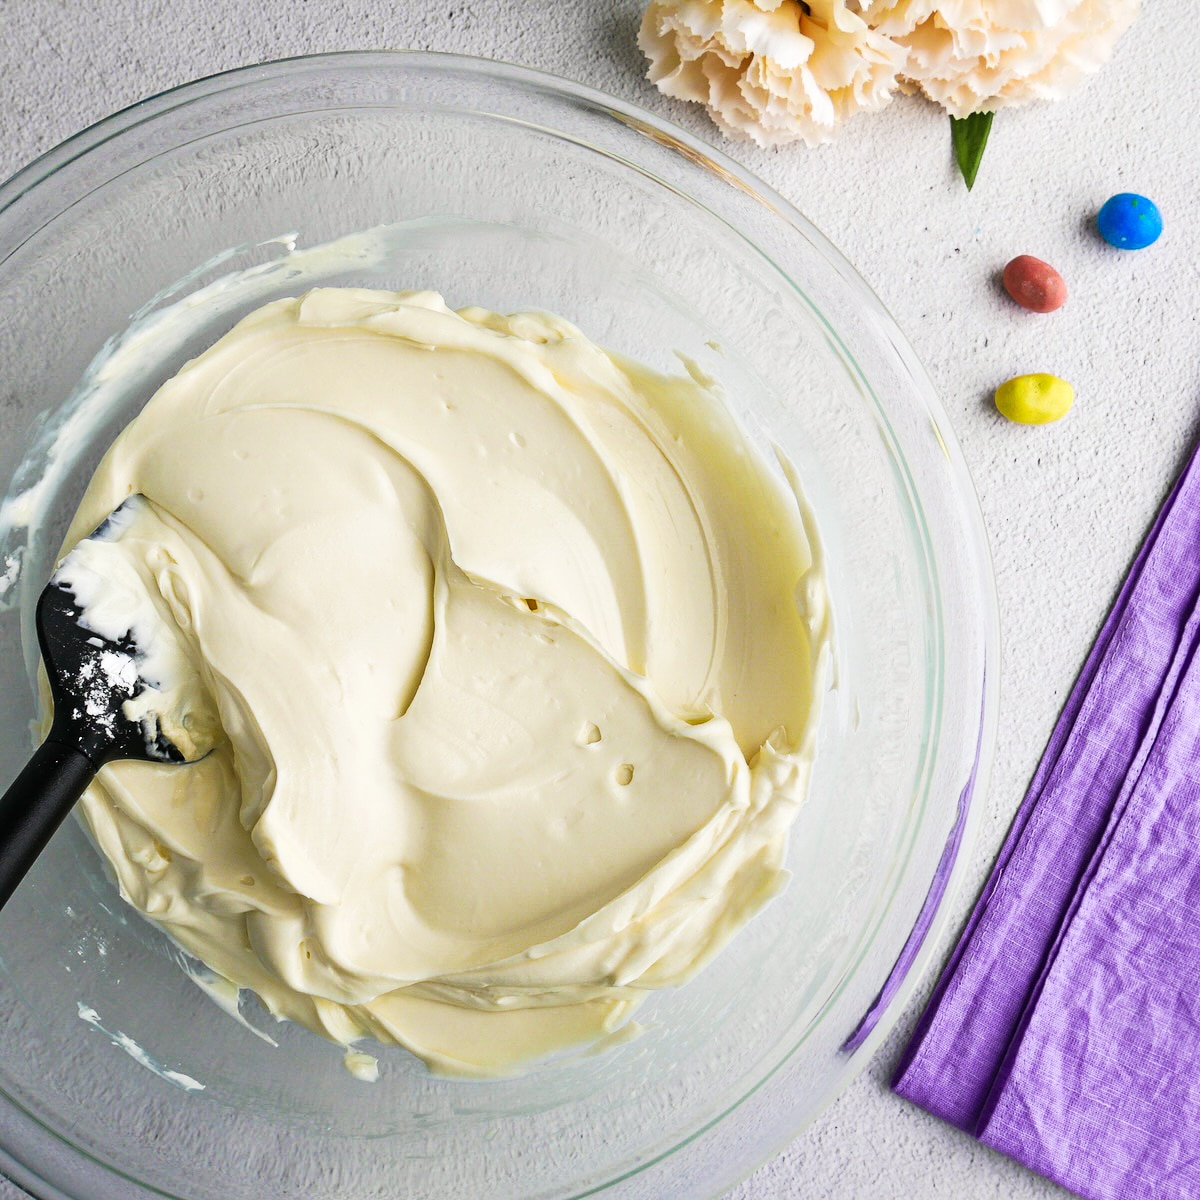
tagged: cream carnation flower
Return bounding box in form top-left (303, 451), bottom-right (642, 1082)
top-left (861, 0), bottom-right (1140, 117)
top-left (639, 0), bottom-right (909, 146)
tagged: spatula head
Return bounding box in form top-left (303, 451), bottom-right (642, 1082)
top-left (37, 501), bottom-right (205, 768)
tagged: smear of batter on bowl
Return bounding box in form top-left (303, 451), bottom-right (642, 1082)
top-left (76, 1002), bottom-right (205, 1092)
top-left (56, 288), bottom-right (829, 1078)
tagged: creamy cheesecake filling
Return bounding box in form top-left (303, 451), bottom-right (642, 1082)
top-left (58, 288), bottom-right (829, 1076)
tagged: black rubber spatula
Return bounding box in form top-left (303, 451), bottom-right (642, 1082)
top-left (0, 511), bottom-right (204, 909)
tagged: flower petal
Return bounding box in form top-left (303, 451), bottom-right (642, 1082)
top-left (640, 0), bottom-right (908, 146)
top-left (860, 0), bottom-right (1140, 116)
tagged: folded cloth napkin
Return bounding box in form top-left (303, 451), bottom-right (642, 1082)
top-left (893, 443), bottom-right (1200, 1200)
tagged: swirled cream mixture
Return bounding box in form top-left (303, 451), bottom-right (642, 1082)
top-left (59, 288), bottom-right (828, 1077)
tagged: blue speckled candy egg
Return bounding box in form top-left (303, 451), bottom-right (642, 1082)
top-left (1097, 193), bottom-right (1163, 250)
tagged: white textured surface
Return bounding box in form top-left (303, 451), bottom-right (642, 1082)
top-left (0, 3), bottom-right (1195, 1197)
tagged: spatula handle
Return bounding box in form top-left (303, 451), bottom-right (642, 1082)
top-left (0, 740), bottom-right (97, 910)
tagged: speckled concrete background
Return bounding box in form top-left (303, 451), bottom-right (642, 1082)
top-left (0, 2), bottom-right (1194, 1196)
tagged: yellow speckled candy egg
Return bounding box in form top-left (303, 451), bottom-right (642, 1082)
top-left (995, 373), bottom-right (1074, 425)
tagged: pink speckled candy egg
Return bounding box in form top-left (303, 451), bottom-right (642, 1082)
top-left (1002, 255), bottom-right (1068, 314)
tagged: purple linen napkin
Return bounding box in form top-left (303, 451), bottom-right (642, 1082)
top-left (978, 608), bottom-right (1200, 1197)
top-left (892, 442), bottom-right (1200, 1197)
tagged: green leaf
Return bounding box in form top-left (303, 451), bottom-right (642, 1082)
top-left (950, 111), bottom-right (994, 191)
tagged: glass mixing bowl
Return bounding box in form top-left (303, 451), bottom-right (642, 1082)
top-left (0, 52), bottom-right (998, 1200)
